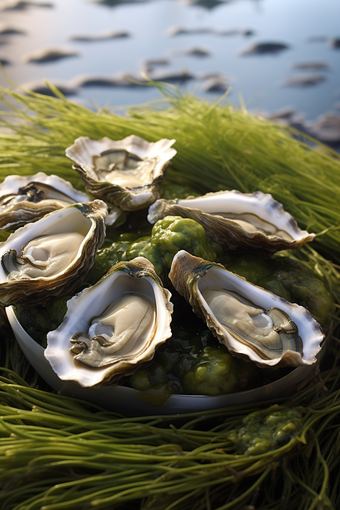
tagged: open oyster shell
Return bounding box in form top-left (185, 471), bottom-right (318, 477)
top-left (0, 172), bottom-right (89, 231)
top-left (148, 190), bottom-right (314, 252)
top-left (169, 250), bottom-right (324, 367)
top-left (0, 200), bottom-right (107, 306)
top-left (45, 257), bottom-right (173, 387)
top-left (65, 135), bottom-right (177, 211)
top-left (0, 172), bottom-right (123, 230)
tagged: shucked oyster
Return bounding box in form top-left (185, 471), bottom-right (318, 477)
top-left (0, 200), bottom-right (107, 306)
top-left (148, 190), bottom-right (314, 252)
top-left (169, 250), bottom-right (324, 367)
top-left (0, 172), bottom-right (123, 230)
top-left (0, 172), bottom-right (89, 231)
top-left (45, 257), bottom-right (173, 387)
top-left (65, 135), bottom-right (177, 211)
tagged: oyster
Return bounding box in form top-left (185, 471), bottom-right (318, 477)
top-left (148, 190), bottom-right (314, 252)
top-left (0, 172), bottom-right (124, 230)
top-left (169, 250), bottom-right (324, 367)
top-left (65, 135), bottom-right (177, 211)
top-left (0, 172), bottom-right (89, 231)
top-left (45, 257), bottom-right (173, 387)
top-left (0, 200), bottom-right (107, 306)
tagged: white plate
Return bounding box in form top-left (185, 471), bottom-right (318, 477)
top-left (6, 306), bottom-right (318, 416)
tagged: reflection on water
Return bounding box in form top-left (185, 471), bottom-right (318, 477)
top-left (0, 0), bottom-right (339, 145)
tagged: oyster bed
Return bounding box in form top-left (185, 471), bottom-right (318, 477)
top-left (1, 87), bottom-right (340, 510)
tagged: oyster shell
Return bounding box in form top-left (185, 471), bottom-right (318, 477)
top-left (148, 190), bottom-right (314, 252)
top-left (169, 250), bottom-right (324, 367)
top-left (45, 257), bottom-right (173, 387)
top-left (0, 172), bottom-right (89, 231)
top-left (65, 135), bottom-right (177, 211)
top-left (0, 200), bottom-right (107, 306)
top-left (0, 172), bottom-right (124, 230)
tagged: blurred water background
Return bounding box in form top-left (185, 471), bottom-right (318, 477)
top-left (0, 0), bottom-right (339, 145)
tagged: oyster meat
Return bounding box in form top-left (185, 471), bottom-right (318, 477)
top-left (148, 190), bottom-right (314, 252)
top-left (45, 257), bottom-right (173, 387)
top-left (65, 135), bottom-right (177, 211)
top-left (169, 250), bottom-right (324, 367)
top-left (0, 172), bottom-right (89, 231)
top-left (0, 200), bottom-right (107, 306)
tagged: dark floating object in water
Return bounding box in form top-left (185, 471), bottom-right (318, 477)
top-left (283, 75), bottom-right (326, 87)
top-left (0, 24), bottom-right (27, 36)
top-left (166, 26), bottom-right (254, 37)
top-left (240, 41), bottom-right (290, 55)
top-left (242, 29), bottom-right (255, 37)
top-left (330, 38), bottom-right (340, 49)
top-left (69, 30), bottom-right (131, 42)
top-left (72, 73), bottom-right (147, 88)
top-left (72, 75), bottom-right (128, 88)
top-left (147, 69), bottom-right (195, 83)
top-left (307, 113), bottom-right (340, 146)
top-left (267, 106), bottom-right (296, 121)
top-left (143, 57), bottom-right (170, 67)
top-left (202, 79), bottom-right (230, 93)
top-left (167, 26), bottom-right (215, 36)
top-left (180, 0), bottom-right (225, 9)
top-left (266, 108), bottom-right (340, 147)
top-left (171, 47), bottom-right (211, 57)
top-left (266, 108), bottom-right (306, 130)
top-left (23, 47), bottom-right (80, 64)
top-left (0, 0), bottom-right (53, 10)
top-left (19, 80), bottom-right (79, 97)
top-left (201, 76), bottom-right (231, 93)
top-left (187, 47), bottom-right (210, 57)
top-left (293, 61), bottom-right (330, 71)
top-left (141, 58), bottom-right (170, 73)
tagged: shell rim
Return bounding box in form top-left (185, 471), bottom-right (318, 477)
top-left (44, 260), bottom-right (173, 387)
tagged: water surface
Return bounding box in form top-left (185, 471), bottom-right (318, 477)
top-left (0, 0), bottom-right (339, 130)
